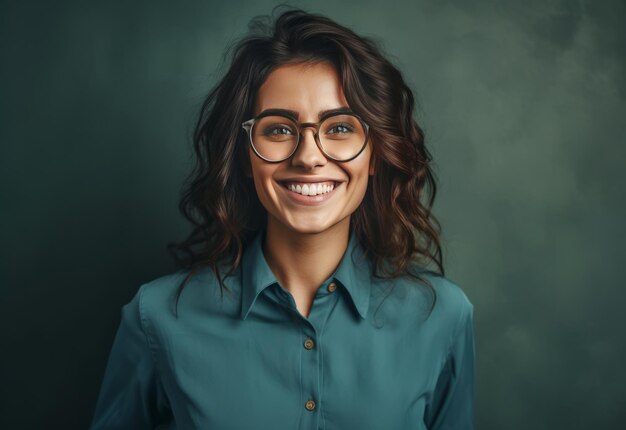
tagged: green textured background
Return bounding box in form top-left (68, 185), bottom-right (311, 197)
top-left (1, 0), bottom-right (625, 428)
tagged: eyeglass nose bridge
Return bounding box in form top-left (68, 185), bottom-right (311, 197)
top-left (289, 122), bottom-right (325, 157)
top-left (297, 122), bottom-right (321, 143)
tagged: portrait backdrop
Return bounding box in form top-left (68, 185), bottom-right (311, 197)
top-left (1, 0), bottom-right (625, 428)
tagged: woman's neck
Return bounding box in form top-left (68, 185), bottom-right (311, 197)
top-left (262, 216), bottom-right (351, 303)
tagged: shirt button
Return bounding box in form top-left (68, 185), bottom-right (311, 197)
top-left (305, 399), bottom-right (316, 411)
top-left (327, 282), bottom-right (337, 293)
top-left (303, 338), bottom-right (315, 350)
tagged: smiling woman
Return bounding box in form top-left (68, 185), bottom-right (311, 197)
top-left (90, 6), bottom-right (475, 430)
top-left (244, 62), bottom-right (376, 318)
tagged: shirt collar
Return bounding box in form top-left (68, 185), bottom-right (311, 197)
top-left (240, 227), bottom-right (372, 321)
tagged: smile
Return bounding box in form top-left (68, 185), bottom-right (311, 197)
top-left (282, 181), bottom-right (336, 196)
top-left (278, 181), bottom-right (342, 205)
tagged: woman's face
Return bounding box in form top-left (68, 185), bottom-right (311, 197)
top-left (246, 62), bottom-right (375, 235)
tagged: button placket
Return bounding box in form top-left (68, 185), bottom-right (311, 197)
top-left (300, 328), bottom-right (320, 427)
top-left (299, 280), bottom-right (340, 427)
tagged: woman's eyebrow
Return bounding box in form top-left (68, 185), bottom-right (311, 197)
top-left (257, 106), bottom-right (353, 119)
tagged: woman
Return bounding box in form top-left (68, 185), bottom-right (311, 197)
top-left (91, 7), bottom-right (475, 430)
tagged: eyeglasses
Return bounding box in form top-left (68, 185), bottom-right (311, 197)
top-left (241, 109), bottom-right (370, 163)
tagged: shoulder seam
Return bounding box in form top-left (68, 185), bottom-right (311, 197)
top-left (137, 283), bottom-right (162, 376)
top-left (445, 291), bottom-right (473, 359)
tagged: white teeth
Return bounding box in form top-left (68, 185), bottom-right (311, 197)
top-left (287, 182), bottom-right (335, 196)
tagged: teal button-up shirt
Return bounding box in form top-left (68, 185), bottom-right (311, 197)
top-left (91, 227), bottom-right (475, 429)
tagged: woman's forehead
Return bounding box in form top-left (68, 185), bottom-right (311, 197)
top-left (254, 62), bottom-right (348, 117)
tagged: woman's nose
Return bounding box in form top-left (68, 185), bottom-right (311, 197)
top-left (290, 127), bottom-right (327, 168)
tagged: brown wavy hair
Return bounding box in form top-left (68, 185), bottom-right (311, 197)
top-left (167, 5), bottom-right (444, 317)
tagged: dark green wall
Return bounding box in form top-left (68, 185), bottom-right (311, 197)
top-left (1, 0), bottom-right (624, 428)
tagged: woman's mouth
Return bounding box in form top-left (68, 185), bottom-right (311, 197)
top-left (278, 181), bottom-right (342, 205)
top-left (279, 181), bottom-right (338, 196)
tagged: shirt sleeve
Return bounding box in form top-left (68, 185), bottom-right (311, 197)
top-left (425, 302), bottom-right (476, 430)
top-left (90, 285), bottom-right (171, 429)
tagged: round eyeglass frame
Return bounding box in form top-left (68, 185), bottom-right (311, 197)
top-left (241, 110), bottom-right (370, 163)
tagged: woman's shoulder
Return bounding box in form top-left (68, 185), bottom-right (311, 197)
top-left (381, 262), bottom-right (472, 306)
top-left (130, 265), bottom-right (239, 316)
top-left (378, 264), bottom-right (474, 334)
top-left (417, 269), bottom-right (473, 315)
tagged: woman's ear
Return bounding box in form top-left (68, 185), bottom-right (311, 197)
top-left (369, 152), bottom-right (376, 176)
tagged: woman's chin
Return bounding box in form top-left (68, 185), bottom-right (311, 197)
top-left (283, 221), bottom-right (332, 235)
top-left (268, 212), bottom-right (350, 237)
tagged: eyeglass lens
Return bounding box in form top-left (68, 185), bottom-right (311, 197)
top-left (250, 114), bottom-right (366, 161)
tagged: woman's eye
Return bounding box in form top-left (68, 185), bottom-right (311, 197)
top-left (328, 124), bottom-right (353, 134)
top-left (265, 126), bottom-right (293, 136)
